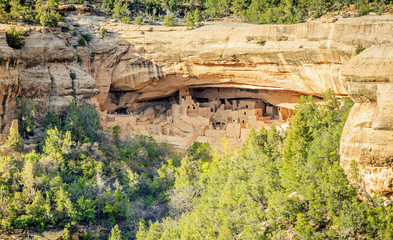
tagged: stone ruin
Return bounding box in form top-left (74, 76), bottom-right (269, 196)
top-left (100, 86), bottom-right (295, 149)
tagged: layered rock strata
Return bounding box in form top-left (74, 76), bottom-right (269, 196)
top-left (70, 15), bottom-right (393, 113)
top-left (2, 15), bottom-right (393, 195)
top-left (340, 44), bottom-right (393, 198)
top-left (0, 26), bottom-right (98, 135)
top-left (73, 15), bottom-right (393, 196)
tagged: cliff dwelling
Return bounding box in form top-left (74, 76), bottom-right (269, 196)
top-left (101, 86), bottom-right (297, 149)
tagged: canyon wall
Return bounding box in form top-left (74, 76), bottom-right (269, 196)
top-left (1, 15), bottom-right (393, 196)
top-left (76, 15), bottom-right (393, 113)
top-left (0, 25), bottom-right (98, 135)
top-left (340, 43), bottom-right (393, 198)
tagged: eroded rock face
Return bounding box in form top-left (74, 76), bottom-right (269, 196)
top-left (66, 15), bottom-right (393, 115)
top-left (0, 27), bottom-right (98, 135)
top-left (54, 15), bottom-right (393, 163)
top-left (0, 32), bottom-right (19, 133)
top-left (87, 18), bottom-right (354, 112)
top-left (74, 15), bottom-right (393, 193)
top-left (340, 44), bottom-right (393, 198)
top-left (1, 15), bottom-right (393, 193)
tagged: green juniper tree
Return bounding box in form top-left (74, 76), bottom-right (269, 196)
top-left (6, 127), bottom-right (24, 151)
top-left (16, 97), bottom-right (36, 138)
top-left (35, 0), bottom-right (62, 26)
top-left (109, 224), bottom-right (123, 240)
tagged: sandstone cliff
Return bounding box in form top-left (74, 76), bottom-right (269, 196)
top-left (1, 15), bottom-right (393, 196)
top-left (0, 25), bottom-right (98, 135)
top-left (340, 43), bottom-right (393, 198)
top-left (74, 15), bottom-right (393, 197)
top-left (68, 15), bottom-right (392, 113)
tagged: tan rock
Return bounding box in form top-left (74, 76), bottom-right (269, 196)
top-left (10, 119), bottom-right (18, 132)
top-left (340, 43), bottom-right (393, 197)
top-left (143, 106), bottom-right (156, 120)
top-left (73, 15), bottom-right (393, 113)
top-left (0, 28), bottom-right (99, 133)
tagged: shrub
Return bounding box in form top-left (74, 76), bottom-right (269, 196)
top-left (70, 72), bottom-right (76, 80)
top-left (355, 0), bottom-right (371, 16)
top-left (81, 33), bottom-right (92, 42)
top-left (194, 9), bottom-right (202, 22)
top-left (108, 224), bottom-right (122, 240)
top-left (6, 127), bottom-right (24, 151)
top-left (112, 0), bottom-right (129, 20)
top-left (134, 16), bottom-right (143, 25)
top-left (42, 111), bottom-right (61, 132)
top-left (77, 105), bottom-right (101, 143)
top-left (121, 16), bottom-right (130, 23)
top-left (61, 25), bottom-right (69, 32)
top-left (35, 0), bottom-right (62, 27)
top-left (78, 38), bottom-right (86, 46)
top-left (358, 5), bottom-right (371, 16)
top-left (277, 35), bottom-right (289, 41)
top-left (185, 12), bottom-right (194, 28)
top-left (6, 26), bottom-right (25, 49)
top-left (356, 45), bottom-right (365, 54)
top-left (256, 40), bottom-right (266, 45)
top-left (101, 28), bottom-right (108, 36)
top-left (112, 125), bottom-right (121, 141)
top-left (16, 97), bottom-right (36, 138)
top-left (163, 14), bottom-right (177, 26)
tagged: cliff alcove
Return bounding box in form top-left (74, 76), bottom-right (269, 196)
top-left (1, 14), bottom-right (393, 197)
top-left (101, 86), bottom-right (302, 149)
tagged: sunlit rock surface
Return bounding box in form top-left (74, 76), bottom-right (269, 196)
top-left (1, 16), bottom-right (393, 194)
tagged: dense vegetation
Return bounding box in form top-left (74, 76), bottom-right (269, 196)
top-left (0, 100), bottom-right (175, 238)
top-left (0, 0), bottom-right (392, 27)
top-left (137, 92), bottom-right (393, 239)
top-left (2, 93), bottom-right (393, 239)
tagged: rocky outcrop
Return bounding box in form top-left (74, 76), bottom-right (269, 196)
top-left (0, 32), bottom-right (19, 133)
top-left (0, 26), bottom-right (98, 135)
top-left (340, 44), bottom-right (393, 198)
top-left (1, 15), bottom-right (393, 195)
top-left (69, 15), bottom-right (393, 113)
top-left (71, 15), bottom-right (393, 195)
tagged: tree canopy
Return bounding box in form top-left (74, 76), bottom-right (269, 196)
top-left (3, 94), bottom-right (393, 239)
top-left (0, 0), bottom-right (389, 26)
top-left (136, 92), bottom-right (393, 239)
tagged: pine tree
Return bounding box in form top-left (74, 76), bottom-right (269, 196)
top-left (63, 100), bottom-right (85, 142)
top-left (35, 0), bottom-right (62, 26)
top-left (185, 11), bottom-right (195, 28)
top-left (16, 97), bottom-right (36, 138)
top-left (112, 0), bottom-right (130, 21)
top-left (54, 187), bottom-right (76, 224)
top-left (108, 224), bottom-right (122, 240)
top-left (193, 8), bottom-right (202, 22)
top-left (43, 127), bottom-right (72, 160)
top-left (42, 111), bottom-right (61, 132)
top-left (6, 127), bottom-right (24, 151)
top-left (77, 105), bottom-right (101, 143)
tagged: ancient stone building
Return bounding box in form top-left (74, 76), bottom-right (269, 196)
top-left (101, 86), bottom-right (294, 149)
